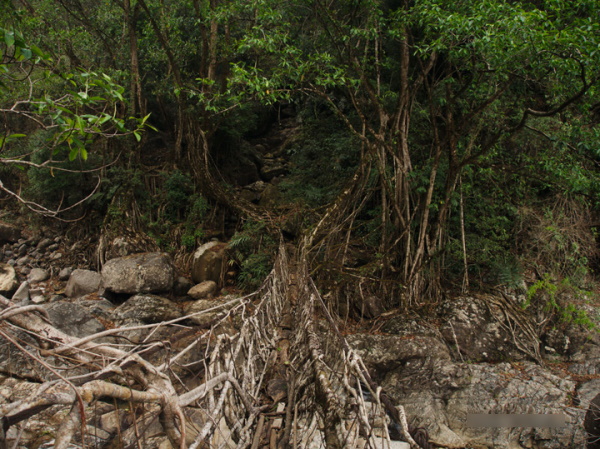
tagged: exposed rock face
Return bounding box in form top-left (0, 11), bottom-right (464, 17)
top-left (0, 263), bottom-right (18, 293)
top-left (188, 280), bottom-right (218, 300)
top-left (65, 268), bottom-right (103, 298)
top-left (113, 294), bottom-right (182, 324)
top-left (347, 331), bottom-right (451, 372)
top-left (438, 295), bottom-right (530, 362)
top-left (191, 242), bottom-right (226, 284)
top-left (102, 252), bottom-right (175, 294)
top-left (349, 326), bottom-right (586, 449)
top-left (582, 384), bottom-right (600, 448)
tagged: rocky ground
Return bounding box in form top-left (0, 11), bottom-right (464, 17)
top-left (1, 217), bottom-right (600, 449)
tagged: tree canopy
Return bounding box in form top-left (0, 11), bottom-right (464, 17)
top-left (2, 0), bottom-right (600, 303)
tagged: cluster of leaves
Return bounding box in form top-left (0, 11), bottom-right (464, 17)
top-left (526, 275), bottom-right (596, 330)
top-left (228, 219), bottom-right (277, 291)
top-left (145, 170), bottom-right (210, 251)
top-left (1, 21), bottom-right (153, 216)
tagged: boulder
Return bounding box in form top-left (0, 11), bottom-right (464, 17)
top-left (113, 294), bottom-right (182, 324)
top-left (191, 242), bottom-right (227, 284)
top-left (11, 281), bottom-right (29, 303)
top-left (188, 281), bottom-right (218, 300)
top-left (58, 266), bottom-right (74, 281)
top-left (44, 302), bottom-right (106, 338)
top-left (0, 263), bottom-right (18, 293)
top-left (0, 221), bottom-right (21, 243)
top-left (102, 252), bottom-right (175, 294)
top-left (184, 298), bottom-right (235, 327)
top-left (27, 268), bottom-right (49, 283)
top-left (65, 269), bottom-right (103, 298)
top-left (258, 183), bottom-right (281, 207)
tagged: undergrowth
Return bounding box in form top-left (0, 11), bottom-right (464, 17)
top-left (228, 219), bottom-right (277, 291)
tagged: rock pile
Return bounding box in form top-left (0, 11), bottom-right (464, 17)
top-left (1, 221), bottom-right (599, 448)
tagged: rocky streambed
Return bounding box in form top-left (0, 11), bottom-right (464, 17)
top-left (0, 221), bottom-right (599, 448)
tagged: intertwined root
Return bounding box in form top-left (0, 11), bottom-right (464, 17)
top-left (0, 244), bottom-right (420, 449)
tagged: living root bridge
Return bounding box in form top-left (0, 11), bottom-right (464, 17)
top-left (0, 243), bottom-right (427, 449)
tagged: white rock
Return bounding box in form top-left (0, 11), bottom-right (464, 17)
top-left (0, 263), bottom-right (18, 293)
top-left (188, 280), bottom-right (218, 299)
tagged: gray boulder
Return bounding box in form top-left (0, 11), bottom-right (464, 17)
top-left (191, 242), bottom-right (226, 284)
top-left (184, 298), bottom-right (235, 327)
top-left (0, 263), bottom-right (18, 293)
top-left (58, 267), bottom-right (73, 281)
top-left (113, 294), bottom-right (182, 324)
top-left (188, 281), bottom-right (218, 300)
top-left (11, 281), bottom-right (29, 303)
top-left (27, 268), bottom-right (49, 283)
top-left (102, 252), bottom-right (175, 294)
top-left (44, 302), bottom-right (106, 338)
top-left (65, 269), bottom-right (102, 298)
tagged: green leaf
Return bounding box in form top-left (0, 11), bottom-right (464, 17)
top-left (133, 131), bottom-right (141, 142)
top-left (4, 31), bottom-right (14, 47)
top-left (20, 48), bottom-right (32, 60)
top-left (30, 45), bottom-right (45, 58)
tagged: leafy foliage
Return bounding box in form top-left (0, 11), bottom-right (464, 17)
top-left (3, 0), bottom-right (600, 300)
top-left (228, 219), bottom-right (277, 291)
top-left (526, 276), bottom-right (596, 330)
top-left (281, 110), bottom-right (361, 207)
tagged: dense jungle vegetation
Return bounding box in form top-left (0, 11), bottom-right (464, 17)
top-left (2, 0), bottom-right (600, 315)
